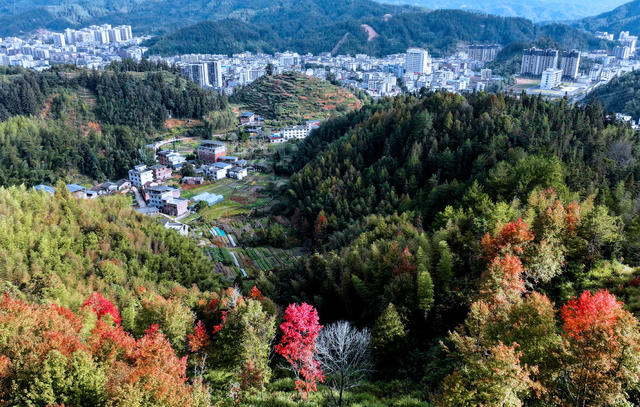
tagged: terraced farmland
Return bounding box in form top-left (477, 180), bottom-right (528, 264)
top-left (237, 246), bottom-right (297, 272)
top-left (231, 71), bottom-right (361, 125)
top-left (181, 173), bottom-right (280, 222)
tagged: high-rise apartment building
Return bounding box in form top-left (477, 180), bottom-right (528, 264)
top-left (468, 44), bottom-right (500, 62)
top-left (181, 63), bottom-right (209, 87)
top-left (560, 50), bottom-right (581, 80)
top-left (207, 60), bottom-right (223, 88)
top-left (405, 48), bottom-right (432, 74)
top-left (520, 48), bottom-right (558, 76)
top-left (614, 45), bottom-right (631, 60)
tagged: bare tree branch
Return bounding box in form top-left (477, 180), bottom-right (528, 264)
top-left (316, 321), bottom-right (373, 407)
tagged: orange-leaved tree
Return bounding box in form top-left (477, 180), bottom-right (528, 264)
top-left (559, 289), bottom-right (640, 406)
top-left (0, 293), bottom-right (206, 406)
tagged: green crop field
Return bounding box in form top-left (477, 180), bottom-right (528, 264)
top-left (182, 173), bottom-right (281, 223)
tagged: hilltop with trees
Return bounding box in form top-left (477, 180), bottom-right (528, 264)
top-left (230, 72), bottom-right (362, 125)
top-left (0, 61), bottom-right (228, 187)
top-left (587, 69), bottom-right (640, 122)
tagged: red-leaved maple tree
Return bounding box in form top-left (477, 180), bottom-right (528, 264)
top-left (479, 254), bottom-right (527, 306)
top-left (248, 285), bottom-right (265, 301)
top-left (561, 289), bottom-right (623, 340)
top-left (558, 289), bottom-right (640, 405)
top-left (275, 303), bottom-right (324, 398)
top-left (83, 292), bottom-right (122, 325)
top-left (188, 320), bottom-right (211, 353)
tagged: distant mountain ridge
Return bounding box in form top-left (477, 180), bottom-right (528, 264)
top-left (0, 0), bottom-right (415, 36)
top-left (574, 0), bottom-right (640, 34)
top-left (0, 0), bottom-right (620, 58)
top-left (376, 0), bottom-right (628, 22)
top-left (144, 9), bottom-right (610, 57)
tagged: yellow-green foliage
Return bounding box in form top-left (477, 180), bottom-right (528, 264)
top-left (0, 184), bottom-right (224, 320)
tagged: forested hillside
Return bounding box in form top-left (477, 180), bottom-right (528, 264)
top-left (0, 0), bottom-right (413, 36)
top-left (0, 184), bottom-right (421, 405)
top-left (0, 62), bottom-right (228, 186)
top-left (588, 69), bottom-right (640, 121)
top-left (145, 10), bottom-right (609, 57)
top-left (574, 0), bottom-right (640, 34)
top-left (255, 91), bottom-right (640, 404)
top-left (5, 61), bottom-right (640, 404)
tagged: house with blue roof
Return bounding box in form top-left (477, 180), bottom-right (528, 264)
top-left (33, 185), bottom-right (55, 196)
top-left (66, 184), bottom-right (87, 199)
top-left (239, 111), bottom-right (257, 125)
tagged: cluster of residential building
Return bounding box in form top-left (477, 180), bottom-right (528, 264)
top-left (153, 45), bottom-right (506, 98)
top-left (124, 140), bottom-right (252, 217)
top-left (59, 24), bottom-right (134, 46)
top-left (142, 185), bottom-right (188, 217)
top-left (33, 139), bottom-right (250, 220)
top-left (520, 48), bottom-right (581, 89)
top-left (34, 180), bottom-right (131, 199)
top-left (157, 149), bottom-right (187, 169)
top-left (128, 164), bottom-right (173, 188)
top-left (518, 31), bottom-right (640, 93)
top-left (0, 24), bottom-right (147, 70)
top-left (595, 31), bottom-right (638, 60)
top-left (399, 46), bottom-right (506, 93)
top-left (34, 139), bottom-right (255, 230)
top-left (0, 21), bottom-right (507, 97)
top-left (5, 18), bottom-right (640, 102)
top-left (195, 141), bottom-right (248, 179)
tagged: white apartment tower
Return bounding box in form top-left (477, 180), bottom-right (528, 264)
top-left (108, 28), bottom-right (122, 43)
top-left (405, 48), bottom-right (432, 74)
top-left (619, 31), bottom-right (638, 54)
top-left (560, 50), bottom-right (581, 80)
top-left (118, 25), bottom-right (133, 41)
top-left (94, 29), bottom-right (109, 44)
top-left (520, 48), bottom-right (558, 76)
top-left (468, 44), bottom-right (500, 62)
top-left (615, 45), bottom-right (631, 60)
top-left (52, 33), bottom-right (65, 47)
top-left (64, 28), bottom-right (74, 45)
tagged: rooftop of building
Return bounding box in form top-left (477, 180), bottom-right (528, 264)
top-left (66, 184), bottom-right (86, 193)
top-left (199, 140), bottom-right (225, 147)
top-left (34, 184), bottom-right (55, 195)
top-left (147, 185), bottom-right (178, 193)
